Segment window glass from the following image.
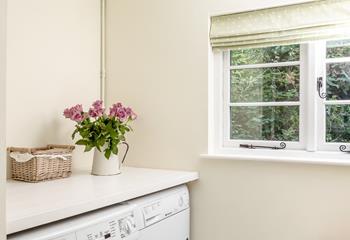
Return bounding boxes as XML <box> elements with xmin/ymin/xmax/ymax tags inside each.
<box><xmin>326</xmin><ymin>39</ymin><xmax>350</xmax><ymax>58</ymax></box>
<box><xmin>230</xmin><ymin>106</ymin><xmax>299</xmax><ymax>141</ymax></box>
<box><xmin>326</xmin><ymin>105</ymin><xmax>350</xmax><ymax>143</ymax></box>
<box><xmin>230</xmin><ymin>66</ymin><xmax>300</xmax><ymax>102</ymax></box>
<box><xmin>229</xmin><ymin>44</ymin><xmax>301</xmax><ymax>142</ymax></box>
<box><xmin>325</xmin><ymin>39</ymin><xmax>350</xmax><ymax>144</ymax></box>
<box><xmin>326</xmin><ymin>62</ymin><xmax>350</xmax><ymax>100</ymax></box>
<box><xmin>230</xmin><ymin>44</ymin><xmax>300</xmax><ymax>66</ymax></box>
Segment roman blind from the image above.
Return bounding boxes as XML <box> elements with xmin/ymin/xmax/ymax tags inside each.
<box><xmin>210</xmin><ymin>0</ymin><xmax>350</xmax><ymax>49</ymax></box>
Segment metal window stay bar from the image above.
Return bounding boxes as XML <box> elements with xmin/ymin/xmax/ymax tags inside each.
<box><xmin>339</xmin><ymin>145</ymin><xmax>350</xmax><ymax>153</ymax></box>
<box><xmin>240</xmin><ymin>142</ymin><xmax>286</xmax><ymax>150</ymax></box>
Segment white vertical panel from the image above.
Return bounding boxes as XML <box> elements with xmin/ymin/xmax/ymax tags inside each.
<box><xmin>0</xmin><ymin>0</ymin><xmax>6</xmax><ymax>238</ymax></box>
<box><xmin>6</xmin><ymin>0</ymin><xmax>101</xmax><ymax>174</ymax></box>
<box><xmin>100</xmin><ymin>0</ymin><xmax>106</xmax><ymax>101</ymax></box>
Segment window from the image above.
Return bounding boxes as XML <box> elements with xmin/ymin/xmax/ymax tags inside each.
<box><xmin>213</xmin><ymin>39</ymin><xmax>350</xmax><ymax>153</ymax></box>
<box><xmin>318</xmin><ymin>40</ymin><xmax>350</xmax><ymax>151</ymax></box>
<box><xmin>209</xmin><ymin>1</ymin><xmax>350</xmax><ymax>158</ymax></box>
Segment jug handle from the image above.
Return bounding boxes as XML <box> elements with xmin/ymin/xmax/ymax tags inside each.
<box><xmin>121</xmin><ymin>142</ymin><xmax>129</xmax><ymax>164</ymax></box>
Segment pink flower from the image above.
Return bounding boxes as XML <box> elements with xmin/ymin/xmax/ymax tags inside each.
<box><xmin>71</xmin><ymin>112</ymin><xmax>84</xmax><ymax>122</ymax></box>
<box><xmin>125</xmin><ymin>107</ymin><xmax>132</xmax><ymax>116</ymax></box>
<box><xmin>88</xmin><ymin>108</ymin><xmax>99</xmax><ymax>118</ymax></box>
<box><xmin>125</xmin><ymin>107</ymin><xmax>137</xmax><ymax>120</ymax></box>
<box><xmin>92</xmin><ymin>100</ymin><xmax>103</xmax><ymax>109</ymax></box>
<box><xmin>72</xmin><ymin>104</ymin><xmax>83</xmax><ymax>113</ymax></box>
<box><xmin>117</xmin><ymin>108</ymin><xmax>127</xmax><ymax>122</ymax></box>
<box><xmin>63</xmin><ymin>104</ymin><xmax>85</xmax><ymax>122</ymax></box>
<box><xmin>115</xmin><ymin>102</ymin><xmax>122</xmax><ymax>108</ymax></box>
<box><xmin>63</xmin><ymin>108</ymin><xmax>72</xmax><ymax>118</ymax></box>
<box><xmin>109</xmin><ymin>102</ymin><xmax>136</xmax><ymax>121</ymax></box>
<box><xmin>109</xmin><ymin>102</ymin><xmax>123</xmax><ymax>118</ymax></box>
<box><xmin>88</xmin><ymin>100</ymin><xmax>105</xmax><ymax>118</ymax></box>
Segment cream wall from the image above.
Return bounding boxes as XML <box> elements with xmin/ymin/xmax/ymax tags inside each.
<box><xmin>0</xmin><ymin>0</ymin><xmax>6</xmax><ymax>238</ymax></box>
<box><xmin>6</xmin><ymin>0</ymin><xmax>101</xmax><ymax>177</ymax></box>
<box><xmin>106</xmin><ymin>1</ymin><xmax>350</xmax><ymax>240</ymax></box>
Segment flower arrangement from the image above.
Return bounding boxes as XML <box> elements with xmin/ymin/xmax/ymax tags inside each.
<box><xmin>63</xmin><ymin>100</ymin><xmax>136</xmax><ymax>159</ymax></box>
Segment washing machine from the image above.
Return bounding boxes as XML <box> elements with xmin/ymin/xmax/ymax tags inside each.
<box><xmin>128</xmin><ymin>185</ymin><xmax>190</xmax><ymax>240</ymax></box>
<box><xmin>7</xmin><ymin>203</ymin><xmax>141</xmax><ymax>240</ymax></box>
<box><xmin>7</xmin><ymin>185</ymin><xmax>190</xmax><ymax>240</ymax></box>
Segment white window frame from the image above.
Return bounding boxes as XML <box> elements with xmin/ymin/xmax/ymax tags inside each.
<box><xmin>316</xmin><ymin>41</ymin><xmax>350</xmax><ymax>151</ymax></box>
<box><xmin>219</xmin><ymin>45</ymin><xmax>307</xmax><ymax>150</ymax></box>
<box><xmin>212</xmin><ymin>41</ymin><xmax>350</xmax><ymax>153</ymax></box>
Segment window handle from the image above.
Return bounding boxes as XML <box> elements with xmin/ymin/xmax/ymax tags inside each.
<box><xmin>317</xmin><ymin>77</ymin><xmax>326</xmax><ymax>99</ymax></box>
<box><xmin>339</xmin><ymin>145</ymin><xmax>350</xmax><ymax>153</ymax></box>
<box><xmin>240</xmin><ymin>142</ymin><xmax>286</xmax><ymax>150</ymax></box>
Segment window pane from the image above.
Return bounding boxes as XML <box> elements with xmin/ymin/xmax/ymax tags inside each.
<box><xmin>326</xmin><ymin>62</ymin><xmax>350</xmax><ymax>100</ymax></box>
<box><xmin>326</xmin><ymin>105</ymin><xmax>350</xmax><ymax>143</ymax></box>
<box><xmin>230</xmin><ymin>106</ymin><xmax>299</xmax><ymax>141</ymax></box>
<box><xmin>327</xmin><ymin>39</ymin><xmax>350</xmax><ymax>58</ymax></box>
<box><xmin>231</xmin><ymin>44</ymin><xmax>300</xmax><ymax>66</ymax></box>
<box><xmin>231</xmin><ymin>66</ymin><xmax>300</xmax><ymax>102</ymax></box>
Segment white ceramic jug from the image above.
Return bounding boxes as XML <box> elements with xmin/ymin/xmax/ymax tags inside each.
<box><xmin>91</xmin><ymin>142</ymin><xmax>129</xmax><ymax>176</ymax></box>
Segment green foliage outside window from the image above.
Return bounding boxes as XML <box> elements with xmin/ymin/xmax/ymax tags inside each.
<box><xmin>326</xmin><ymin>39</ymin><xmax>350</xmax><ymax>143</ymax></box>
<box><xmin>231</xmin><ymin>44</ymin><xmax>300</xmax><ymax>66</ymax></box>
<box><xmin>231</xmin><ymin>66</ymin><xmax>300</xmax><ymax>103</ymax></box>
<box><xmin>327</xmin><ymin>39</ymin><xmax>350</xmax><ymax>58</ymax></box>
<box><xmin>230</xmin><ymin>106</ymin><xmax>299</xmax><ymax>141</ymax></box>
<box><xmin>230</xmin><ymin>44</ymin><xmax>300</xmax><ymax>141</ymax></box>
<box><xmin>230</xmin><ymin>42</ymin><xmax>350</xmax><ymax>143</ymax></box>
<box><xmin>326</xmin><ymin>63</ymin><xmax>350</xmax><ymax>100</ymax></box>
<box><xmin>326</xmin><ymin>105</ymin><xmax>350</xmax><ymax>142</ymax></box>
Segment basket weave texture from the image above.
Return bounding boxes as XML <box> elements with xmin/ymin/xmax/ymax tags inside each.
<box><xmin>8</xmin><ymin>144</ymin><xmax>75</xmax><ymax>183</ymax></box>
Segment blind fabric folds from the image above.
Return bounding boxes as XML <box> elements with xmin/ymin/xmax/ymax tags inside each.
<box><xmin>210</xmin><ymin>0</ymin><xmax>350</xmax><ymax>49</ymax></box>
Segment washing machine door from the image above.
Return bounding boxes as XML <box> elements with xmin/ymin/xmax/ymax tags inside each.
<box><xmin>139</xmin><ymin>209</ymin><xmax>189</xmax><ymax>240</ymax></box>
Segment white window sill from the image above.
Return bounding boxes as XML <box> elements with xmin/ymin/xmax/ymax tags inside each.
<box><xmin>200</xmin><ymin>149</ymin><xmax>350</xmax><ymax>166</ymax></box>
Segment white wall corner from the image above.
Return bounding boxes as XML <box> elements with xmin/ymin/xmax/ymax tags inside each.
<box><xmin>0</xmin><ymin>0</ymin><xmax>6</xmax><ymax>238</ymax></box>
<box><xmin>207</xmin><ymin>16</ymin><xmax>214</xmax><ymax>154</ymax></box>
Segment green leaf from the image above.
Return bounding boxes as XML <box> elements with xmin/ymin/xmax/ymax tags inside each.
<box><xmin>97</xmin><ymin>137</ymin><xmax>106</xmax><ymax>148</ymax></box>
<box><xmin>104</xmin><ymin>149</ymin><xmax>112</xmax><ymax>159</ymax></box>
<box><xmin>106</xmin><ymin>121</ymin><xmax>113</xmax><ymax>130</ymax></box>
<box><xmin>72</xmin><ymin>129</ymin><xmax>79</xmax><ymax>139</ymax></box>
<box><xmin>112</xmin><ymin>144</ymin><xmax>118</xmax><ymax>155</ymax></box>
<box><xmin>79</xmin><ymin>129</ymin><xmax>90</xmax><ymax>138</ymax></box>
<box><xmin>95</xmin><ymin>143</ymin><xmax>101</xmax><ymax>152</ymax></box>
<box><xmin>84</xmin><ymin>145</ymin><xmax>93</xmax><ymax>152</ymax></box>
<box><xmin>110</xmin><ymin>130</ymin><xmax>117</xmax><ymax>138</ymax></box>
<box><xmin>76</xmin><ymin>139</ymin><xmax>89</xmax><ymax>146</ymax></box>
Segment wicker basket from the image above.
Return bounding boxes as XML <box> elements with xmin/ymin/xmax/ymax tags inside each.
<box><xmin>8</xmin><ymin>144</ymin><xmax>75</xmax><ymax>183</ymax></box>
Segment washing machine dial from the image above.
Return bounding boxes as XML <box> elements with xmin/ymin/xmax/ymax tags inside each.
<box><xmin>178</xmin><ymin>196</ymin><xmax>184</xmax><ymax>207</ymax></box>
<box><xmin>119</xmin><ymin>216</ymin><xmax>136</xmax><ymax>238</ymax></box>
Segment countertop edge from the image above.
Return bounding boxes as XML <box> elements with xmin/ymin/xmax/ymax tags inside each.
<box><xmin>7</xmin><ymin>168</ymin><xmax>199</xmax><ymax>235</ymax></box>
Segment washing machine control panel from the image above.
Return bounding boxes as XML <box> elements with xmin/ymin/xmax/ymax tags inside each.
<box><xmin>75</xmin><ymin>211</ymin><xmax>139</xmax><ymax>240</ymax></box>
<box><xmin>76</xmin><ymin>219</ymin><xmax>118</xmax><ymax>240</ymax></box>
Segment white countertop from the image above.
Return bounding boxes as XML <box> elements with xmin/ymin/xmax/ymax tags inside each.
<box><xmin>6</xmin><ymin>167</ymin><xmax>199</xmax><ymax>234</ymax></box>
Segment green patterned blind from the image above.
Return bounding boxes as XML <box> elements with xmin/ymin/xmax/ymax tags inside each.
<box><xmin>210</xmin><ymin>0</ymin><xmax>350</xmax><ymax>49</ymax></box>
